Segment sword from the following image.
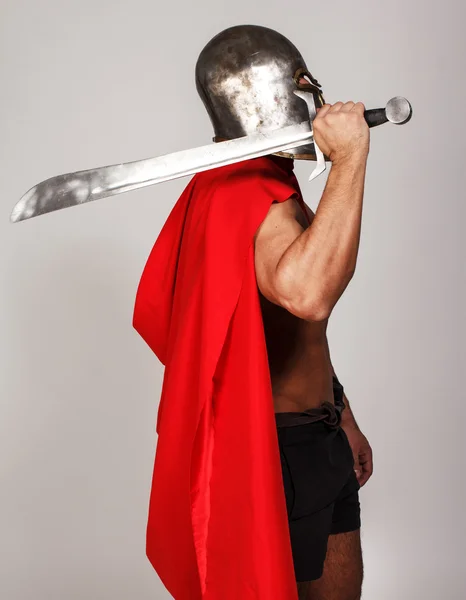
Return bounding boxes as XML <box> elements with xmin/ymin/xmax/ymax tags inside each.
<box><xmin>10</xmin><ymin>96</ymin><xmax>412</xmax><ymax>223</ymax></box>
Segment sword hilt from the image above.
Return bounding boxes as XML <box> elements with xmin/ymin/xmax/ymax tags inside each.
<box><xmin>315</xmin><ymin>96</ymin><xmax>412</xmax><ymax>166</ymax></box>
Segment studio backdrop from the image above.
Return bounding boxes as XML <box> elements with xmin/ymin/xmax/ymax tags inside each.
<box><xmin>1</xmin><ymin>0</ymin><xmax>464</xmax><ymax>598</ymax></box>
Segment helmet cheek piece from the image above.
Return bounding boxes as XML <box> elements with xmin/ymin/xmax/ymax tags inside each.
<box><xmin>273</xmin><ymin>69</ymin><xmax>326</xmax><ymax>162</ymax></box>
<box><xmin>293</xmin><ymin>67</ymin><xmax>326</xmax><ymax>109</ymax></box>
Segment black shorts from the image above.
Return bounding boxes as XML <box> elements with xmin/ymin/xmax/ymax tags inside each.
<box><xmin>276</xmin><ymin>402</ymin><xmax>361</xmax><ymax>582</ymax></box>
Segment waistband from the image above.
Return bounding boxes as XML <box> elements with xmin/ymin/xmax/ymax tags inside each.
<box><xmin>274</xmin><ymin>376</ymin><xmax>345</xmax><ymax>429</ymax></box>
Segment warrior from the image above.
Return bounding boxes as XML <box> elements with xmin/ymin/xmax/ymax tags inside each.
<box><xmin>11</xmin><ymin>22</ymin><xmax>413</xmax><ymax>600</ymax></box>
<box><xmin>133</xmin><ymin>24</ymin><xmax>373</xmax><ymax>600</ymax></box>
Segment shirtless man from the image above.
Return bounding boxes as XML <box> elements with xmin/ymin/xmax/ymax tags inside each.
<box><xmin>132</xmin><ymin>24</ymin><xmax>376</xmax><ymax>600</ymax></box>
<box><xmin>254</xmin><ymin>96</ymin><xmax>374</xmax><ymax>599</ymax></box>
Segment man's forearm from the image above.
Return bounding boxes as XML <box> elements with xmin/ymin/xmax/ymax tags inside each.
<box><xmin>275</xmin><ymin>154</ymin><xmax>367</xmax><ymax>321</ymax></box>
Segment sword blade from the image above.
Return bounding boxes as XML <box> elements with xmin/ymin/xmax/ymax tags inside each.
<box><xmin>11</xmin><ymin>121</ymin><xmax>314</xmax><ymax>223</ymax></box>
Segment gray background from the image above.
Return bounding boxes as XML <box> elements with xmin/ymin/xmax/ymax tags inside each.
<box><xmin>1</xmin><ymin>0</ymin><xmax>465</xmax><ymax>598</ymax></box>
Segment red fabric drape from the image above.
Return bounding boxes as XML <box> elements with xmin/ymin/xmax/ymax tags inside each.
<box><xmin>133</xmin><ymin>155</ymin><xmax>304</xmax><ymax>599</ymax></box>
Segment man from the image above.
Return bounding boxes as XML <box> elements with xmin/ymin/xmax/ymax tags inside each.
<box><xmin>255</xmin><ymin>98</ymin><xmax>374</xmax><ymax>599</ymax></box>
<box><xmin>133</xmin><ymin>24</ymin><xmax>373</xmax><ymax>600</ymax></box>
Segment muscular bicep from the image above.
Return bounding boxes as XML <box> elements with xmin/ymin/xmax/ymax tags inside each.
<box><xmin>253</xmin><ymin>197</ymin><xmax>305</xmax><ymax>306</ymax></box>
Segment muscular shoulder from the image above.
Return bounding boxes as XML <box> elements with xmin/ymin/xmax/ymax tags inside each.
<box><xmin>254</xmin><ymin>197</ymin><xmax>299</xmax><ymax>240</ymax></box>
<box><xmin>254</xmin><ymin>197</ymin><xmax>312</xmax><ymax>245</ymax></box>
<box><xmin>253</xmin><ymin>198</ymin><xmax>302</xmax><ymax>302</ymax></box>
<box><xmin>254</xmin><ymin>196</ymin><xmax>316</xmax><ymax>305</ymax></box>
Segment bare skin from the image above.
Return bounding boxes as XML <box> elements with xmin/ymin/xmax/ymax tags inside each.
<box><xmin>258</xmin><ymin>201</ymin><xmax>333</xmax><ymax>412</ymax></box>
<box><xmin>254</xmin><ymin>98</ymin><xmax>369</xmax><ymax>413</ymax></box>
<box><xmin>298</xmin><ymin>530</ymin><xmax>364</xmax><ymax>600</ymax></box>
<box><xmin>254</xmin><ymin>92</ymin><xmax>373</xmax><ymax>599</ymax></box>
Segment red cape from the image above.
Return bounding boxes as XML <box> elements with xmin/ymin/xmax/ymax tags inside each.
<box><xmin>133</xmin><ymin>155</ymin><xmax>305</xmax><ymax>599</ymax></box>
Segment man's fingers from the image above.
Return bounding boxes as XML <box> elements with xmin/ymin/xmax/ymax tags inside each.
<box><xmin>340</xmin><ymin>101</ymin><xmax>356</xmax><ymax>113</ymax></box>
<box><xmin>328</xmin><ymin>101</ymin><xmax>344</xmax><ymax>113</ymax></box>
<box><xmin>351</xmin><ymin>101</ymin><xmax>366</xmax><ymax>115</ymax></box>
<box><xmin>312</xmin><ymin>99</ymin><xmax>370</xmax><ymax>160</ymax></box>
<box><xmin>318</xmin><ymin>101</ymin><xmax>365</xmax><ymax>115</ymax></box>
<box><xmin>358</xmin><ymin>451</ymin><xmax>373</xmax><ymax>487</ymax></box>
<box><xmin>359</xmin><ymin>469</ymin><xmax>371</xmax><ymax>487</ymax></box>
<box><xmin>315</xmin><ymin>101</ymin><xmax>362</xmax><ymax>118</ymax></box>
<box><xmin>353</xmin><ymin>454</ymin><xmax>362</xmax><ymax>483</ymax></box>
<box><xmin>315</xmin><ymin>103</ymin><xmax>332</xmax><ymax>118</ymax></box>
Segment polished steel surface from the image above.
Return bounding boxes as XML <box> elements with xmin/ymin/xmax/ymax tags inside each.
<box><xmin>385</xmin><ymin>96</ymin><xmax>412</xmax><ymax>124</ymax></box>
<box><xmin>10</xmin><ymin>20</ymin><xmax>414</xmax><ymax>223</ymax></box>
<box><xmin>195</xmin><ymin>24</ymin><xmax>324</xmax><ymax>161</ymax></box>
<box><xmin>10</xmin><ymin>121</ymin><xmax>315</xmax><ymax>223</ymax></box>
<box><xmin>10</xmin><ymin>95</ymin><xmax>412</xmax><ymax>223</ymax></box>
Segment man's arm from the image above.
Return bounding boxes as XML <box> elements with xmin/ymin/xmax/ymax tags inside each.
<box><xmin>254</xmin><ymin>101</ymin><xmax>370</xmax><ymax>322</ymax></box>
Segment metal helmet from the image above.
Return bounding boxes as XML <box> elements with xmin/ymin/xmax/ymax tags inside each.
<box><xmin>195</xmin><ymin>24</ymin><xmax>325</xmax><ymax>161</ymax></box>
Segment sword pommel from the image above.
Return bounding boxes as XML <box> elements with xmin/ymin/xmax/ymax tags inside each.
<box><xmin>364</xmin><ymin>96</ymin><xmax>412</xmax><ymax>128</ymax></box>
